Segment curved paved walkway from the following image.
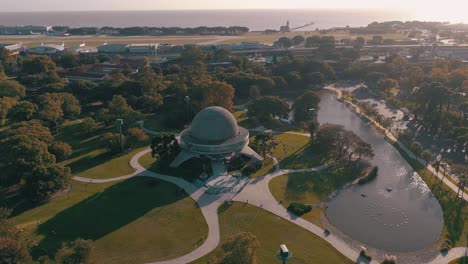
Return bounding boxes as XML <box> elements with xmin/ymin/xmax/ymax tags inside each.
<box><xmin>70</xmin><ymin>124</ymin><xmax>468</xmax><ymax>264</ymax></box>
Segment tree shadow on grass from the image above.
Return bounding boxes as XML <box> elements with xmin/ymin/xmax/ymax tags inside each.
<box><xmin>280</xmin><ymin>144</ymin><xmax>323</xmax><ymax>169</ymax></box>
<box><xmin>66</xmin><ymin>151</ymin><xmax>116</xmax><ymax>175</ymax></box>
<box><xmin>33</xmin><ymin>176</ymin><xmax>187</xmax><ymax>258</ymax></box>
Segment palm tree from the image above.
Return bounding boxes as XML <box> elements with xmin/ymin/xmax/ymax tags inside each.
<box><xmin>438</xmin><ymin>159</ymin><xmax>451</xmax><ymax>186</ymax></box>
<box><xmin>421</xmin><ymin>150</ymin><xmax>433</xmax><ymax>176</ymax></box>
<box><xmin>452</xmin><ymin>164</ymin><xmax>468</xmax><ymax>201</ymax></box>
<box><xmin>432</xmin><ymin>159</ymin><xmax>442</xmax><ymax>187</ymax></box>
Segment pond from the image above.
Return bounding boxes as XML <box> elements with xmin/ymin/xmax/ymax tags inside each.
<box><xmin>318</xmin><ymin>91</ymin><xmax>444</xmax><ymax>252</ymax></box>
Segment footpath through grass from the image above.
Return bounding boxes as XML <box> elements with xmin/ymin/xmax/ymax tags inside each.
<box><xmin>190</xmin><ymin>203</ymin><xmax>352</xmax><ymax>264</ymax></box>
<box><xmin>13</xmin><ymin>177</ymin><xmax>208</xmax><ymax>263</ymax></box>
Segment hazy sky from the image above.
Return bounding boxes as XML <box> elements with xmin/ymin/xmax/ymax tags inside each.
<box><xmin>2</xmin><ymin>0</ymin><xmax>468</xmax><ymax>22</ymax></box>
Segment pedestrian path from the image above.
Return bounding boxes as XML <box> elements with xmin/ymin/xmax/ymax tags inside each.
<box><xmin>70</xmin><ymin>123</ymin><xmax>468</xmax><ymax>264</ymax></box>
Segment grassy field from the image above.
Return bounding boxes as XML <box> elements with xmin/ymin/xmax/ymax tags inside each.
<box><xmin>191</xmin><ymin>203</ymin><xmax>352</xmax><ymax>264</ymax></box>
<box><xmin>249</xmin><ymin>132</ymin><xmax>310</xmax><ymax>178</ymax></box>
<box><xmin>74</xmin><ymin>146</ymin><xmax>148</xmax><ymax>179</ymax></box>
<box><xmin>450</xmin><ymin>257</ymin><xmax>468</xmax><ymax>264</ymax></box>
<box><xmin>2</xmin><ymin>30</ymin><xmax>408</xmax><ymax>47</ymax></box>
<box><xmin>57</xmin><ymin>120</ymin><xmax>149</xmax><ymax>179</ymax></box>
<box><xmin>393</xmin><ymin>143</ymin><xmax>468</xmax><ymax>248</ymax></box>
<box><xmin>269</xmin><ymin>165</ymin><xmax>366</xmax><ymax>228</ymax></box>
<box><xmin>13</xmin><ymin>177</ymin><xmax>208</xmax><ymax>263</ymax></box>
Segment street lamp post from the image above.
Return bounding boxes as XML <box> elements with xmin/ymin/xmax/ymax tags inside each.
<box><xmin>184</xmin><ymin>96</ymin><xmax>191</xmax><ymax>123</ymax></box>
<box><xmin>116</xmin><ymin>119</ymin><xmax>124</xmax><ymax>153</ymax></box>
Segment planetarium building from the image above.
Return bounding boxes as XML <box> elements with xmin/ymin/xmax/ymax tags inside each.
<box><xmin>170</xmin><ymin>106</ymin><xmax>263</xmax><ymax>168</ymax></box>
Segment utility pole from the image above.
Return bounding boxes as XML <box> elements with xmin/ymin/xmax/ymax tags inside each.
<box><xmin>116</xmin><ymin>119</ymin><xmax>124</xmax><ymax>153</ymax></box>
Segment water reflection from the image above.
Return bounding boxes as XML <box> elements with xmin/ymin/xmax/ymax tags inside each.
<box><xmin>318</xmin><ymin>92</ymin><xmax>443</xmax><ymax>252</ymax></box>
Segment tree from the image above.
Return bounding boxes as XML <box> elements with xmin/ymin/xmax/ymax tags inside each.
<box><xmin>0</xmin><ymin>237</ymin><xmax>31</xmax><ymax>264</ymax></box>
<box><xmin>190</xmin><ymin>80</ymin><xmax>235</xmax><ymax>111</ymax></box>
<box><xmin>55</xmin><ymin>239</ymin><xmax>93</xmax><ymax>264</ymax></box>
<box><xmin>252</xmin><ymin>132</ymin><xmax>278</xmax><ymax>157</ymax></box>
<box><xmin>58</xmin><ymin>51</ymin><xmax>80</xmax><ymax>68</ymax></box>
<box><xmin>410</xmin><ymin>142</ymin><xmax>423</xmax><ymax>157</ymax></box>
<box><xmin>405</xmin><ymin>66</ymin><xmax>425</xmax><ymax>89</ymax></box>
<box><xmin>0</xmin><ymin>97</ymin><xmax>17</xmax><ymax>124</ymax></box>
<box><xmin>59</xmin><ymin>93</ymin><xmax>81</xmax><ymax>117</ymax></box>
<box><xmin>355</xmin><ymin>142</ymin><xmax>374</xmax><ymax>160</ymax></box>
<box><xmin>8</xmin><ymin>101</ymin><xmax>37</xmax><ymax>122</ymax></box>
<box><xmin>365</xmin><ymin>72</ymin><xmax>387</xmax><ymax>89</ymax></box>
<box><xmin>275</xmin><ymin>37</ymin><xmax>294</xmax><ymax>48</ymax></box>
<box><xmin>39</xmin><ymin>93</ymin><xmax>64</xmax><ymax>134</ymax></box>
<box><xmin>79</xmin><ymin>117</ymin><xmax>99</xmax><ymax>134</ymax></box>
<box><xmin>293</xmin><ymin>91</ymin><xmax>320</xmax><ymax>123</ymax></box>
<box><xmin>180</xmin><ymin>46</ymin><xmax>207</xmax><ymax>64</ymax></box>
<box><xmin>353</xmin><ymin>37</ymin><xmax>366</xmax><ymax>48</ymax></box>
<box><xmin>126</xmin><ymin>127</ymin><xmax>149</xmax><ymax>148</ymax></box>
<box><xmin>307</xmin><ymin>119</ymin><xmax>319</xmax><ymax>141</ymax></box>
<box><xmin>1</xmin><ymin>119</ymin><xmax>54</xmax><ymax>145</ymax></box>
<box><xmin>67</xmin><ymin>80</ymin><xmax>98</xmax><ymax>103</ymax></box>
<box><xmin>248</xmin><ymin>96</ymin><xmax>289</xmax><ymax>124</ymax></box>
<box><xmin>107</xmin><ymin>95</ymin><xmax>141</xmax><ymax>126</ymax></box>
<box><xmin>0</xmin><ymin>80</ymin><xmax>26</xmax><ymax>98</ymax></box>
<box><xmin>315</xmin><ymin>124</ymin><xmax>374</xmax><ymax>161</ymax></box>
<box><xmin>100</xmin><ymin>132</ymin><xmax>125</xmax><ymax>154</ymax></box>
<box><xmin>452</xmin><ymin>164</ymin><xmax>468</xmax><ymax>200</ymax></box>
<box><xmin>21</xmin><ymin>55</ymin><xmax>56</xmax><ymax>74</ymax></box>
<box><xmin>49</xmin><ymin>141</ymin><xmax>73</xmax><ymax>162</ymax></box>
<box><xmin>431</xmin><ymin>159</ymin><xmax>444</xmax><ymax>186</ymax></box>
<box><xmin>208</xmin><ymin>232</ymin><xmax>260</xmax><ymax>264</ymax></box>
<box><xmin>421</xmin><ymin>150</ymin><xmax>433</xmax><ymax>175</ymax></box>
<box><xmin>377</xmin><ymin>78</ymin><xmax>399</xmax><ymax>92</ymax></box>
<box><xmin>150</xmin><ymin>133</ymin><xmax>180</xmax><ymax>165</ymax></box>
<box><xmin>0</xmin><ymin>135</ymin><xmax>55</xmax><ymax>186</ymax></box>
<box><xmin>292</xmin><ymin>35</ymin><xmax>305</xmax><ymax>45</ymax></box>
<box><xmin>24</xmin><ymin>164</ymin><xmax>71</xmax><ymax>202</ymax></box>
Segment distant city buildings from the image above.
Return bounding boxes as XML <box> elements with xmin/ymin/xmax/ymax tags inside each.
<box><xmin>28</xmin><ymin>43</ymin><xmax>65</xmax><ymax>54</ymax></box>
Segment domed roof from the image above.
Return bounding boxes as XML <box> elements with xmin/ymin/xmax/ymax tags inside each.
<box><xmin>190</xmin><ymin>106</ymin><xmax>239</xmax><ymax>142</ymax></box>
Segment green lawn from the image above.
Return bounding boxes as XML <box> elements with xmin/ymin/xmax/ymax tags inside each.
<box><xmin>13</xmin><ymin>177</ymin><xmax>208</xmax><ymax>263</ymax></box>
<box><xmin>450</xmin><ymin>257</ymin><xmax>468</xmax><ymax>264</ymax></box>
<box><xmin>393</xmin><ymin>143</ymin><xmax>468</xmax><ymax>248</ymax></box>
<box><xmin>57</xmin><ymin>120</ymin><xmax>149</xmax><ymax>179</ymax></box>
<box><xmin>250</xmin><ymin>132</ymin><xmax>311</xmax><ymax>178</ymax></box>
<box><xmin>190</xmin><ymin>203</ymin><xmax>352</xmax><ymax>264</ymax></box>
<box><xmin>269</xmin><ymin>166</ymin><xmax>366</xmax><ymax>228</ymax></box>
<box><xmin>74</xmin><ymin>146</ymin><xmax>148</xmax><ymax>179</ymax></box>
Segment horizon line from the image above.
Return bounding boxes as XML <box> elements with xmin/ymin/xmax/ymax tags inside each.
<box><xmin>0</xmin><ymin>7</ymin><xmax>406</xmax><ymax>13</ymax></box>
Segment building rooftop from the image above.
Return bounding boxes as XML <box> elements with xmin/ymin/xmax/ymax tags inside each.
<box><xmin>190</xmin><ymin>106</ymin><xmax>239</xmax><ymax>143</ymax></box>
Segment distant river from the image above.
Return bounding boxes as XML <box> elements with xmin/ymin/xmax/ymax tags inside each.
<box><xmin>0</xmin><ymin>9</ymin><xmax>413</xmax><ymax>30</ymax></box>
<box><xmin>318</xmin><ymin>92</ymin><xmax>443</xmax><ymax>252</ymax></box>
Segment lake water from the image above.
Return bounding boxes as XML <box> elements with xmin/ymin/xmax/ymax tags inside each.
<box><xmin>318</xmin><ymin>91</ymin><xmax>443</xmax><ymax>252</ymax></box>
<box><xmin>0</xmin><ymin>9</ymin><xmax>413</xmax><ymax>30</ymax></box>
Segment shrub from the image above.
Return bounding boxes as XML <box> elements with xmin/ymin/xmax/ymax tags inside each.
<box><xmin>55</xmin><ymin>239</ymin><xmax>93</xmax><ymax>264</ymax></box>
<box><xmin>359</xmin><ymin>246</ymin><xmax>372</xmax><ymax>261</ymax></box>
<box><xmin>287</xmin><ymin>203</ymin><xmax>312</xmax><ymax>216</ymax></box>
<box><xmin>49</xmin><ymin>141</ymin><xmax>73</xmax><ymax>161</ymax></box>
<box><xmin>100</xmin><ymin>132</ymin><xmax>125</xmax><ymax>154</ymax></box>
<box><xmin>358</xmin><ymin>166</ymin><xmax>379</xmax><ymax>185</ymax></box>
<box><xmin>126</xmin><ymin>127</ymin><xmax>149</xmax><ymax>148</ymax></box>
<box><xmin>381</xmin><ymin>255</ymin><xmax>397</xmax><ymax>264</ymax></box>
<box><xmin>79</xmin><ymin>117</ymin><xmax>99</xmax><ymax>134</ymax></box>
